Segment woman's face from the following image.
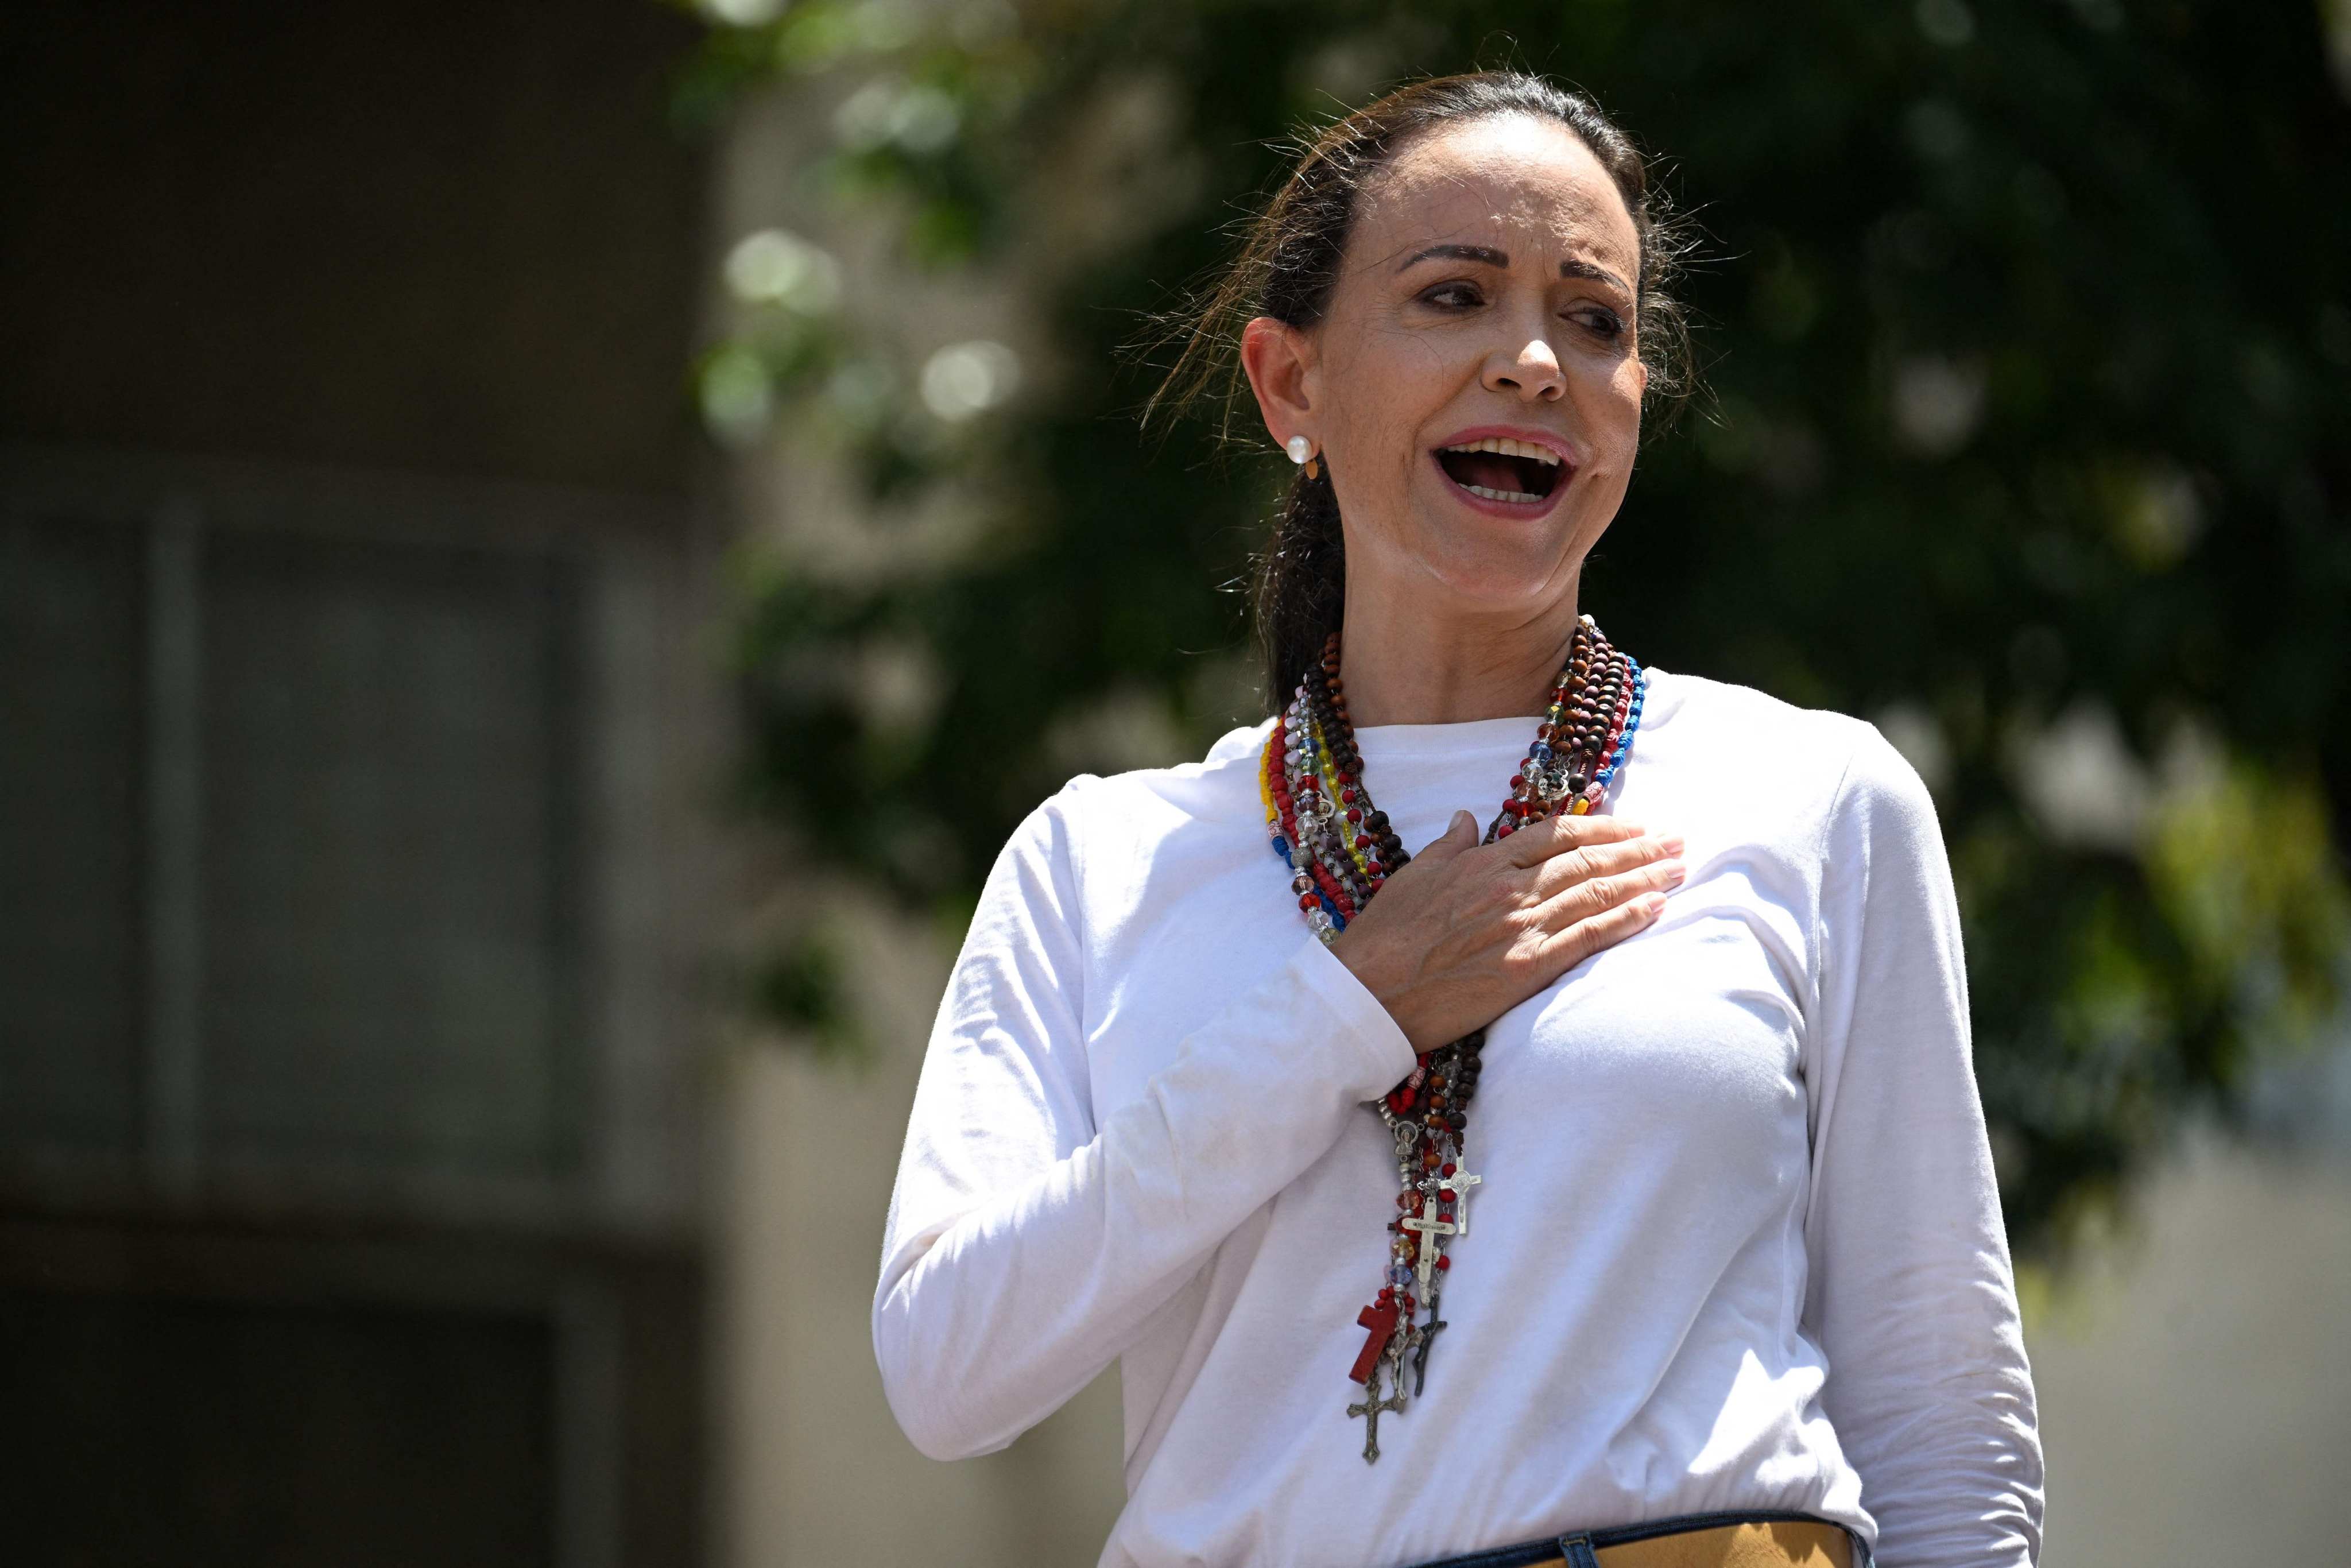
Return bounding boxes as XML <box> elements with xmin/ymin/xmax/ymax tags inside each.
<box><xmin>1282</xmin><ymin>114</ymin><xmax>1648</xmax><ymax>625</ymax></box>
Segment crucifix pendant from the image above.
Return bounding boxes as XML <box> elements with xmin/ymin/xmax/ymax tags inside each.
<box><xmin>1400</xmin><ymin>1203</ymin><xmax>1458</xmax><ymax>1298</ymax></box>
<box><xmin>1345</xmin><ymin>1352</ymin><xmax>1407</xmax><ymax>1462</ymax></box>
<box><xmin>1411</xmin><ymin>1304</ymin><xmax>1447</xmax><ymax>1396</ymax></box>
<box><xmin>1433</xmin><ymin>1162</ymin><xmax>1483</xmax><ymax>1235</ymax></box>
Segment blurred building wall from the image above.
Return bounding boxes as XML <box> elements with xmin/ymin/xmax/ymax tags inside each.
<box><xmin>2</xmin><ymin>4</ymin><xmax>725</xmax><ymax>1563</ymax></box>
<box><xmin>1</xmin><ymin>2</ymin><xmax>703</xmax><ymax>494</ymax></box>
<box><xmin>2024</xmin><ymin>1053</ymin><xmax>2351</xmax><ymax>1566</ymax></box>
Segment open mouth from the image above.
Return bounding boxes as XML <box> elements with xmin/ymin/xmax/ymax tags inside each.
<box><xmin>1434</xmin><ymin>436</ymin><xmax>1567</xmax><ymax>505</ymax></box>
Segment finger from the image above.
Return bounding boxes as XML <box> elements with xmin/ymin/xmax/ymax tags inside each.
<box><xmin>1534</xmin><ymin>889</ymin><xmax>1667</xmax><ymax>975</ymax></box>
<box><xmin>1532</xmin><ymin>853</ymin><xmax>1686</xmax><ymax>928</ymax></box>
<box><xmin>1527</xmin><ymin>831</ymin><xmax>1684</xmax><ymax>900</ymax></box>
<box><xmin>1500</xmin><ymin>809</ymin><xmax>1649</xmax><ymax>868</ymax></box>
<box><xmin>1414</xmin><ymin>808</ymin><xmax>1482</xmax><ymax>862</ymax></box>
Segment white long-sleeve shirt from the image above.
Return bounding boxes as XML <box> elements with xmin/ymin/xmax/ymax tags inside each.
<box><xmin>874</xmin><ymin>668</ymin><xmax>2044</xmax><ymax>1568</ymax></box>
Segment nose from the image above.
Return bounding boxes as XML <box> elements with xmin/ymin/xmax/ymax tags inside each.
<box><xmin>1484</xmin><ymin>335</ymin><xmax>1566</xmax><ymax>401</ymax></box>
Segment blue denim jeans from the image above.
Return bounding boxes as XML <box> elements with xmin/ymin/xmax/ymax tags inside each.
<box><xmin>1399</xmin><ymin>1509</ymin><xmax>1875</xmax><ymax>1568</ymax></box>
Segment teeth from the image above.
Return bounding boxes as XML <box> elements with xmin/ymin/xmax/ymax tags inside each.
<box><xmin>1463</xmin><ymin>483</ymin><xmax>1543</xmax><ymax>502</ymax></box>
<box><xmin>1442</xmin><ymin>436</ymin><xmax>1563</xmax><ymax>466</ymax></box>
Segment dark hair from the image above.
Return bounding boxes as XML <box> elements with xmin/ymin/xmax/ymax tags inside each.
<box><xmin>1144</xmin><ymin>70</ymin><xmax>1697</xmax><ymax>707</ymax></box>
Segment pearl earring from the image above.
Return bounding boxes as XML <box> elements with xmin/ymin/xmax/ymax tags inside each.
<box><xmin>1285</xmin><ymin>434</ymin><xmax>1322</xmax><ymax>481</ymax></box>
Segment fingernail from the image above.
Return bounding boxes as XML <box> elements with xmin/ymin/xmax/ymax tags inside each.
<box><xmin>1664</xmin><ymin>861</ymin><xmax>1687</xmax><ymax>886</ymax></box>
<box><xmin>1644</xmin><ymin>893</ymin><xmax>1668</xmax><ymax>915</ymax></box>
<box><xmin>1658</xmin><ymin>834</ymin><xmax>1685</xmax><ymax>855</ymax></box>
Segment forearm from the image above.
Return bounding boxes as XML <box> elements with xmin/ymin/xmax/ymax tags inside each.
<box><xmin>873</xmin><ymin>935</ymin><xmax>1413</xmax><ymax>1460</ymax></box>
<box><xmin>1811</xmin><ymin>1130</ymin><xmax>2039</xmax><ymax>1564</ymax></box>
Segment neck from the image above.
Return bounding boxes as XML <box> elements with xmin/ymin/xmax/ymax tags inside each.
<box><xmin>1331</xmin><ymin>571</ymin><xmax>1585</xmax><ymax>728</ymax></box>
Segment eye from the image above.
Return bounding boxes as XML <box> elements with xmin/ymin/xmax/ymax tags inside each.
<box><xmin>1571</xmin><ymin>307</ymin><xmax>1626</xmax><ymax>339</ymax></box>
<box><xmin>1420</xmin><ymin>280</ymin><xmax>1485</xmax><ymax>309</ymax></box>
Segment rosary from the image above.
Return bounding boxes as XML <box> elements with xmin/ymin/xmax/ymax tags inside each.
<box><xmin>1257</xmin><ymin>613</ymin><xmax>1647</xmax><ymax>1464</ymax></box>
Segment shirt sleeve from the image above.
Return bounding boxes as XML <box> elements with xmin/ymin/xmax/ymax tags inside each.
<box><xmin>1801</xmin><ymin>725</ymin><xmax>2047</xmax><ymax>1567</ymax></box>
<box><xmin>871</xmin><ymin>779</ymin><xmax>1417</xmax><ymax>1462</ymax></box>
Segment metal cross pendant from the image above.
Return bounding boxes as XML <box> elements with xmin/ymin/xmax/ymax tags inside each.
<box><xmin>1399</xmin><ymin>1203</ymin><xmax>1458</xmax><ymax>1297</ymax></box>
<box><xmin>1431</xmin><ymin>1162</ymin><xmax>1483</xmax><ymax>1235</ymax></box>
<box><xmin>1345</xmin><ymin>1354</ymin><xmax>1407</xmax><ymax>1463</ymax></box>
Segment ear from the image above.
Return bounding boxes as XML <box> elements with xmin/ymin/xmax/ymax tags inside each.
<box><xmin>1241</xmin><ymin>315</ymin><xmax>1319</xmax><ymax>451</ymax></box>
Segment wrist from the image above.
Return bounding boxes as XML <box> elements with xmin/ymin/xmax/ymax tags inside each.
<box><xmin>1329</xmin><ymin>931</ymin><xmax>1433</xmax><ymax>1052</ymax></box>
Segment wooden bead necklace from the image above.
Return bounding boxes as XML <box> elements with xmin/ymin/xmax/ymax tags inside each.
<box><xmin>1256</xmin><ymin>612</ymin><xmax>1648</xmax><ymax>1464</ymax></box>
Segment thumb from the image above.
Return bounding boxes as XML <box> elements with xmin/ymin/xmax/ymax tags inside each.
<box><xmin>1419</xmin><ymin>808</ymin><xmax>1481</xmax><ymax>860</ymax></box>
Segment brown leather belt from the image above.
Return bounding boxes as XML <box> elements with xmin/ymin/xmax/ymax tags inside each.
<box><xmin>1539</xmin><ymin>1519</ymin><xmax>1850</xmax><ymax>1568</ymax></box>
<box><xmin>1403</xmin><ymin>1509</ymin><xmax>1862</xmax><ymax>1568</ymax></box>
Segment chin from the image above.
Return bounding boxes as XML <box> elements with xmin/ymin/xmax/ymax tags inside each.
<box><xmin>1396</xmin><ymin>486</ymin><xmax>1584</xmax><ymax>594</ymax></box>
<box><xmin>1405</xmin><ymin>528</ymin><xmax>1582</xmax><ymax>617</ymax></box>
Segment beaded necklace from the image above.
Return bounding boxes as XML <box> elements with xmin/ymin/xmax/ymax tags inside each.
<box><xmin>1256</xmin><ymin>612</ymin><xmax>1647</xmax><ymax>1464</ymax></box>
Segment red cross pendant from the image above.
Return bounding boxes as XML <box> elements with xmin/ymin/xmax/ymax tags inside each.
<box><xmin>1348</xmin><ymin>1299</ymin><xmax>1400</xmax><ymax>1384</ymax></box>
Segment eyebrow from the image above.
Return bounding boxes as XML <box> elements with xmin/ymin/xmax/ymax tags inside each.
<box><xmin>1395</xmin><ymin>243</ymin><xmax>1631</xmax><ymax>295</ymax></box>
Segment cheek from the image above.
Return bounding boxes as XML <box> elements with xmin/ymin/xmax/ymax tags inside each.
<box><xmin>1584</xmin><ymin>362</ymin><xmax>1646</xmax><ymax>463</ymax></box>
<box><xmin>1326</xmin><ymin>326</ymin><xmax>1452</xmax><ymax>469</ymax></box>
<box><xmin>1616</xmin><ymin>353</ymin><xmax>1649</xmax><ymax>412</ymax></box>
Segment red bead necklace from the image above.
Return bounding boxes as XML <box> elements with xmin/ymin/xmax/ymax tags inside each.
<box><xmin>1257</xmin><ymin>613</ymin><xmax>1648</xmax><ymax>1463</ymax></box>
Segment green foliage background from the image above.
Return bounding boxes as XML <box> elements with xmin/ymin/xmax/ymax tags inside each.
<box><xmin>685</xmin><ymin>0</ymin><xmax>2351</xmax><ymax>1262</ymax></box>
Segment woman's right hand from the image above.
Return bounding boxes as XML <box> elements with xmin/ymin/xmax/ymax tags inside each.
<box><xmin>1329</xmin><ymin>810</ymin><xmax>1683</xmax><ymax>1052</ymax></box>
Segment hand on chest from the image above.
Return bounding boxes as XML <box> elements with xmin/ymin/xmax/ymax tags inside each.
<box><xmin>1092</xmin><ymin>860</ymin><xmax>1814</xmax><ymax>1187</ymax></box>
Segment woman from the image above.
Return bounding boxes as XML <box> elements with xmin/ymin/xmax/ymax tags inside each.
<box><xmin>873</xmin><ymin>71</ymin><xmax>2044</xmax><ymax>1568</ymax></box>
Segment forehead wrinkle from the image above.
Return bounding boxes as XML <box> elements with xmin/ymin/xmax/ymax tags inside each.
<box><xmin>1350</xmin><ymin>129</ymin><xmax>1639</xmax><ymax>282</ymax></box>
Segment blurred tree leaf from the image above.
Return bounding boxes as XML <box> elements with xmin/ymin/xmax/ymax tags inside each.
<box><xmin>746</xmin><ymin>926</ymin><xmax>867</xmax><ymax>1066</ymax></box>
